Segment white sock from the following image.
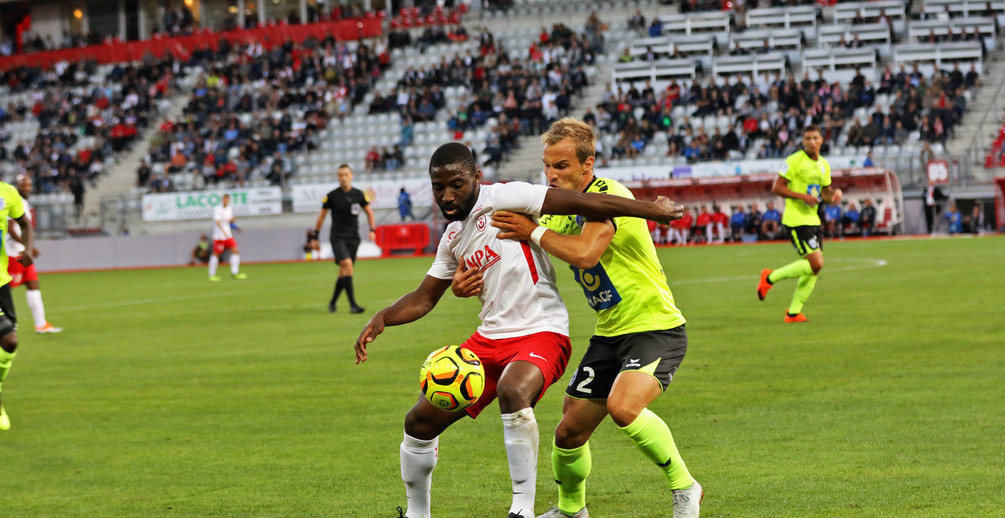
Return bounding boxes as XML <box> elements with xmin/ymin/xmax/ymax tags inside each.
<box><xmin>208</xmin><ymin>255</ymin><xmax>219</xmax><ymax>277</ymax></box>
<box><xmin>26</xmin><ymin>289</ymin><xmax>47</xmax><ymax>327</ymax></box>
<box><xmin>230</xmin><ymin>254</ymin><xmax>240</xmax><ymax>275</ymax></box>
<box><xmin>501</xmin><ymin>407</ymin><xmax>539</xmax><ymax>518</ymax></box>
<box><xmin>400</xmin><ymin>432</ymin><xmax>438</xmax><ymax>518</ymax></box>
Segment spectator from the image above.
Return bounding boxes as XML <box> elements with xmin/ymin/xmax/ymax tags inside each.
<box><xmin>385</xmin><ymin>144</ymin><xmax>405</xmax><ymax>171</ymax></box>
<box><xmin>397</xmin><ymin>187</ymin><xmax>414</xmax><ymax>222</ymax></box>
<box><xmin>744</xmin><ymin>203</ymin><xmax>763</xmax><ymax>239</ymax></box>
<box><xmin>822</xmin><ymin>201</ymin><xmax>842</xmax><ymax>238</ymax></box>
<box><xmin>964</xmin><ymin>204</ymin><xmax>986</xmax><ymax>234</ymax></box>
<box><xmin>694</xmin><ymin>205</ymin><xmax>712</xmax><ymax>244</ymax></box>
<box><xmin>729</xmin><ymin>205</ymin><xmax>747</xmax><ymax>241</ymax></box>
<box><xmin>670</xmin><ymin>207</ymin><xmax>692</xmax><ymax>246</ymax></box>
<box><xmin>364</xmin><ymin>146</ymin><xmax>382</xmax><ymax>171</ymax></box>
<box><xmin>628</xmin><ymin>9</ymin><xmax>646</xmax><ymax>33</ymax></box>
<box><xmin>841</xmin><ymin>202</ymin><xmax>860</xmax><ymax>235</ymax></box>
<box><xmin>710</xmin><ymin>206</ymin><xmax>729</xmax><ymax>244</ymax></box>
<box><xmin>761</xmin><ymin>201</ymin><xmax>782</xmax><ymax>240</ymax></box>
<box><xmin>945</xmin><ymin>203</ymin><xmax>963</xmax><ymax>234</ymax></box>
<box><xmin>924</xmin><ymin>179</ymin><xmax>947</xmax><ymax>234</ymax></box>
<box><xmin>859</xmin><ymin>198</ymin><xmax>877</xmax><ymax>237</ymax></box>
<box><xmin>648</xmin><ymin>18</ymin><xmax>663</xmax><ymax>37</ymax></box>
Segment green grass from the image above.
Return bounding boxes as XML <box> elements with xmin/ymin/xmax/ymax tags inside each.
<box><xmin>3</xmin><ymin>235</ymin><xmax>1003</xmax><ymax>517</ymax></box>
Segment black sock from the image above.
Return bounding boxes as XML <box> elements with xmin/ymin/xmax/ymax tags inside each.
<box><xmin>343</xmin><ymin>276</ymin><xmax>358</xmax><ymax>306</ymax></box>
<box><xmin>331</xmin><ymin>277</ymin><xmax>344</xmax><ymax>304</ymax></box>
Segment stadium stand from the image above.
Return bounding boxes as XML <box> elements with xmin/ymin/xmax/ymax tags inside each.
<box><xmin>1</xmin><ymin>0</ymin><xmax>1002</xmax><ymax>239</ymax></box>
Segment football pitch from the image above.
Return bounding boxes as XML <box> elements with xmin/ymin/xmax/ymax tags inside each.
<box><xmin>3</xmin><ymin>235</ymin><xmax>1003</xmax><ymax>517</ymax></box>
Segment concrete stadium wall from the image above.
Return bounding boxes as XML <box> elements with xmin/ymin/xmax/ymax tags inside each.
<box><xmin>34</xmin><ymin>226</ymin><xmax>311</xmax><ymax>273</ymax></box>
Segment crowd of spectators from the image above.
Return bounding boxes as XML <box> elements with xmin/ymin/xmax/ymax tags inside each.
<box><xmin>599</xmin><ymin>56</ymin><xmax>978</xmax><ymax>165</ymax></box>
<box><xmin>0</xmin><ymin>56</ymin><xmax>176</xmax><ymax>217</ymax></box>
<box><xmin>648</xmin><ymin>196</ymin><xmax>883</xmax><ymax>247</ymax></box>
<box><xmin>141</xmin><ymin>34</ymin><xmax>389</xmax><ymax>192</ymax></box>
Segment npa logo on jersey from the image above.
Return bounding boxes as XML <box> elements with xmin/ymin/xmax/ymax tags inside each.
<box><xmin>463</xmin><ymin>244</ymin><xmax>501</xmax><ymax>273</ymax></box>
<box><xmin>573</xmin><ymin>263</ymin><xmax>621</xmax><ymax>311</ymax></box>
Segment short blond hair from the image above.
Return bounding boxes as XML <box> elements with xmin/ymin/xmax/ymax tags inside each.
<box><xmin>541</xmin><ymin>117</ymin><xmax>596</xmax><ymax>165</ymax></box>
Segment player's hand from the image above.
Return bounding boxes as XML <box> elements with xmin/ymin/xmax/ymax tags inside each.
<box><xmin>654</xmin><ymin>196</ymin><xmax>684</xmax><ymax>224</ymax></box>
<box><xmin>491</xmin><ymin>211</ymin><xmax>536</xmax><ymax>240</ymax></box>
<box><xmin>451</xmin><ymin>261</ymin><xmax>483</xmax><ymax>298</ymax></box>
<box><xmin>355</xmin><ymin>315</ymin><xmax>386</xmax><ymax>364</ymax></box>
<box><xmin>368</xmin><ymin>230</ymin><xmax>376</xmax><ymax>242</ymax></box>
<box><xmin>16</xmin><ymin>251</ymin><xmax>33</xmax><ymax>267</ymax></box>
<box><xmin>31</xmin><ymin>246</ymin><xmax>40</xmax><ymax>259</ymax></box>
<box><xmin>830</xmin><ymin>188</ymin><xmax>843</xmax><ymax>205</ymax></box>
<box><xmin>803</xmin><ymin>194</ymin><xmax>821</xmax><ymax>207</ymax></box>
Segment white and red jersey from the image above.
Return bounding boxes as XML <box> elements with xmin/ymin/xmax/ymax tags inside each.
<box><xmin>6</xmin><ymin>196</ymin><xmax>30</xmax><ymax>257</ymax></box>
<box><xmin>212</xmin><ymin>204</ymin><xmax>234</xmax><ymax>240</ymax></box>
<box><xmin>427</xmin><ymin>182</ymin><xmax>569</xmax><ymax>340</ymax></box>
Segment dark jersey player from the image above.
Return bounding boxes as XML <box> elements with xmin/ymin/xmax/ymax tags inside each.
<box><xmin>314</xmin><ymin>164</ymin><xmax>376</xmax><ymax>314</ymax></box>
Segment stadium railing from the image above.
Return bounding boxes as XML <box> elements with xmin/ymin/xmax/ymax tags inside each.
<box><xmin>745</xmin><ymin>5</ymin><xmax>818</xmax><ymax>39</ymax></box>
<box><xmin>817</xmin><ymin>23</ymin><xmax>893</xmax><ymax>57</ymax></box>
<box><xmin>892</xmin><ymin>41</ymin><xmax>984</xmax><ymax>73</ymax></box>
<box><xmin>0</xmin><ymin>17</ymin><xmax>384</xmax><ymax>72</ymax></box>
<box><xmin>906</xmin><ymin>17</ymin><xmax>997</xmax><ymax>51</ymax></box>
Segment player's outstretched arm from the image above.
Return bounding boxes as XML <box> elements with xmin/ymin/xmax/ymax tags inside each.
<box><xmin>492</xmin><ymin>211</ymin><xmax>614</xmax><ymax>270</ymax></box>
<box><xmin>540</xmin><ymin>188</ymin><xmax>683</xmax><ymax>225</ymax></box>
<box><xmin>355</xmin><ymin>275</ymin><xmax>452</xmax><ymax>363</ymax></box>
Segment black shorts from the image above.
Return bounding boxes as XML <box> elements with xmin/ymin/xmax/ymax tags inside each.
<box><xmin>331</xmin><ymin>235</ymin><xmax>361</xmax><ymax>263</ymax></box>
<box><xmin>783</xmin><ymin>225</ymin><xmax>824</xmax><ymax>257</ymax></box>
<box><xmin>566</xmin><ymin>325</ymin><xmax>687</xmax><ymax>399</ymax></box>
<box><xmin>0</xmin><ymin>284</ymin><xmax>17</xmax><ymax>336</ymax></box>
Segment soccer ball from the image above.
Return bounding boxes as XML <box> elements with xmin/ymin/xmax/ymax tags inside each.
<box><xmin>419</xmin><ymin>345</ymin><xmax>485</xmax><ymax>412</ymax></box>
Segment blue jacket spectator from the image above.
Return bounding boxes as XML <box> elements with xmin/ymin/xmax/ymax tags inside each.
<box><xmin>822</xmin><ymin>202</ymin><xmax>842</xmax><ymax>237</ymax></box>
<box><xmin>730</xmin><ymin>206</ymin><xmax>747</xmax><ymax>240</ymax></box>
<box><xmin>648</xmin><ymin>18</ymin><xmax>663</xmax><ymax>37</ymax></box>
<box><xmin>761</xmin><ymin>201</ymin><xmax>782</xmax><ymax>239</ymax></box>
<box><xmin>842</xmin><ymin>203</ymin><xmax>860</xmax><ymax>235</ymax></box>
<box><xmin>945</xmin><ymin>204</ymin><xmax>963</xmax><ymax>234</ymax></box>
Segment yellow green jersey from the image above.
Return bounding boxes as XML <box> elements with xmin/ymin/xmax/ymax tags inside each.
<box><xmin>779</xmin><ymin>150</ymin><xmax>831</xmax><ymax>227</ymax></box>
<box><xmin>0</xmin><ymin>183</ymin><xmax>25</xmax><ymax>286</ymax></box>
<box><xmin>539</xmin><ymin>177</ymin><xmax>685</xmax><ymax>337</ymax></box>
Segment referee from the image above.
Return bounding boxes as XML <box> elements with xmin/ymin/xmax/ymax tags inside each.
<box><xmin>314</xmin><ymin>164</ymin><xmax>376</xmax><ymax>313</ymax></box>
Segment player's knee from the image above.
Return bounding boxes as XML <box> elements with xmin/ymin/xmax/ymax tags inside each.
<box><xmin>403</xmin><ymin>406</ymin><xmax>440</xmax><ymax>441</ymax></box>
<box><xmin>0</xmin><ymin>329</ymin><xmax>18</xmax><ymax>354</ymax></box>
<box><xmin>495</xmin><ymin>382</ymin><xmax>535</xmax><ymax>412</ymax></box>
<box><xmin>554</xmin><ymin>420</ymin><xmax>591</xmax><ymax>449</ymax></box>
<box><xmin>605</xmin><ymin>400</ymin><xmax>644</xmax><ymax>428</ymax></box>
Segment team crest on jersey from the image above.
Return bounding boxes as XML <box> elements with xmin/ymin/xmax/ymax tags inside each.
<box><xmin>351</xmin><ymin>203</ymin><xmax>361</xmax><ymax>215</ymax></box>
<box><xmin>573</xmin><ymin>263</ymin><xmax>621</xmax><ymax>311</ymax></box>
<box><xmin>476</xmin><ymin>214</ymin><xmax>487</xmax><ymax>232</ymax></box>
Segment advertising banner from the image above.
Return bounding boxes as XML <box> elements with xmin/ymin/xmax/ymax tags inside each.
<box><xmin>141</xmin><ymin>188</ymin><xmax>282</xmax><ymax>221</ymax></box>
<box><xmin>291</xmin><ymin>177</ymin><xmax>433</xmax><ymax>213</ymax></box>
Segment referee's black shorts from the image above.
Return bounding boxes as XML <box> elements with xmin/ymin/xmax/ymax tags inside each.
<box><xmin>331</xmin><ymin>235</ymin><xmax>361</xmax><ymax>263</ymax></box>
